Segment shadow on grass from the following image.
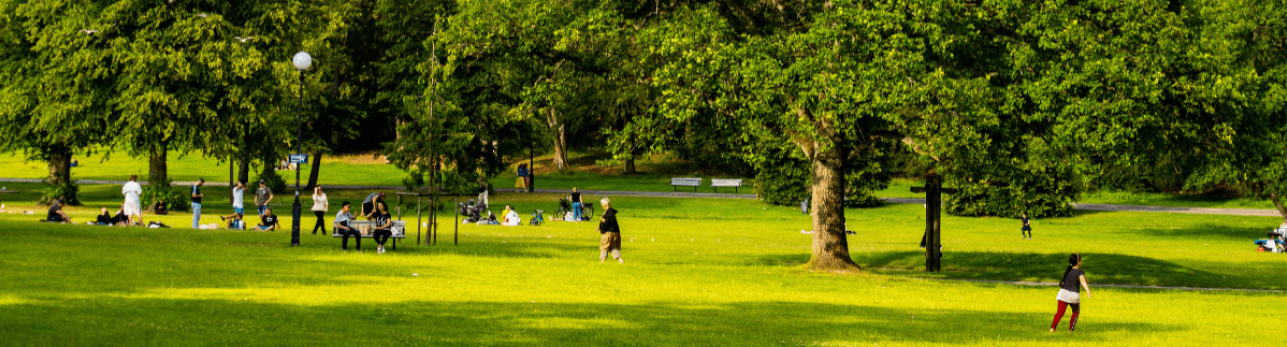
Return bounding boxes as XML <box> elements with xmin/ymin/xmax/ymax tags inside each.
<box><xmin>846</xmin><ymin>251</ymin><xmax>1281</xmax><ymax>290</ymax></box>
<box><xmin>0</xmin><ymin>298</ymin><xmax>1176</xmax><ymax>346</ymax></box>
<box><xmin>1131</xmin><ymin>224</ymin><xmax>1271</xmax><ymax>240</ymax></box>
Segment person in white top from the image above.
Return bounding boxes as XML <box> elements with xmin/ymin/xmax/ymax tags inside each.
<box><xmin>231</xmin><ymin>181</ymin><xmax>245</xmax><ymax>215</ymax></box>
<box><xmin>121</xmin><ymin>175</ymin><xmax>143</xmax><ymax>226</ymax></box>
<box><xmin>502</xmin><ymin>204</ymin><xmax>520</xmax><ymax>226</ymax></box>
<box><xmin>310</xmin><ymin>186</ymin><xmax>329</xmax><ymax>235</ymax></box>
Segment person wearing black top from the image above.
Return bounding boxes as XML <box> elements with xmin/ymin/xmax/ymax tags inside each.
<box><xmin>596</xmin><ymin>198</ymin><xmax>623</xmax><ymax>264</ymax></box>
<box><xmin>46</xmin><ymin>200</ymin><xmax>70</xmax><ymax>223</ymax></box>
<box><xmin>1021</xmin><ymin>212</ymin><xmax>1032</xmax><ymax>239</ymax></box>
<box><xmin>96</xmin><ymin>207</ymin><xmax>115</xmax><ymax>225</ymax></box>
<box><xmin>258</xmin><ymin>208</ymin><xmax>280</xmax><ymax>231</ymax></box>
<box><xmin>570</xmin><ymin>187</ymin><xmax>583</xmax><ymax>222</ymax></box>
<box><xmin>1051</xmin><ymin>253</ymin><xmax>1092</xmax><ymax>332</ymax></box>
<box><xmin>191</xmin><ymin>178</ymin><xmax>205</xmax><ymax>229</ymax></box>
<box><xmin>372</xmin><ymin>202</ymin><xmax>394</xmax><ymax>254</ymax></box>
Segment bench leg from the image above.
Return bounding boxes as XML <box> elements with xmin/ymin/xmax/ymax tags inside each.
<box><xmin>392</xmin><ymin>238</ymin><xmax>397</xmax><ymax>251</ymax></box>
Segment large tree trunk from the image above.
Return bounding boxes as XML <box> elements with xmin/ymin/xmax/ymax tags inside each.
<box><xmin>306</xmin><ymin>151</ymin><xmax>323</xmax><ymax>190</ymax></box>
<box><xmin>552</xmin><ymin>124</ymin><xmax>569</xmax><ymax>172</ymax></box>
<box><xmin>46</xmin><ymin>145</ymin><xmax>75</xmax><ymax>205</ymax></box>
<box><xmin>148</xmin><ymin>143</ymin><xmax>168</xmax><ymax>184</ymax></box>
<box><xmin>806</xmin><ymin>138</ymin><xmax>860</xmax><ymax>271</ymax></box>
<box><xmin>237</xmin><ymin>155</ymin><xmax>251</xmax><ymax>184</ymax></box>
<box><xmin>623</xmin><ymin>155</ymin><xmax>636</xmax><ymax>175</ymax></box>
<box><xmin>1271</xmin><ymin>191</ymin><xmax>1287</xmax><ymax>219</ymax></box>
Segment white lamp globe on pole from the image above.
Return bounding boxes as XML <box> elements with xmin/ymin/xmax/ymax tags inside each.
<box><xmin>292</xmin><ymin>51</ymin><xmax>312</xmax><ymax>71</ymax></box>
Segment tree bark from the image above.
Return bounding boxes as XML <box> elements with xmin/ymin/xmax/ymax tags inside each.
<box><xmin>805</xmin><ymin>135</ymin><xmax>860</xmax><ymax>271</ymax></box>
<box><xmin>148</xmin><ymin>143</ymin><xmax>168</xmax><ymax>184</ymax></box>
<box><xmin>1271</xmin><ymin>191</ymin><xmax>1287</xmax><ymax>219</ymax></box>
<box><xmin>46</xmin><ymin>145</ymin><xmax>75</xmax><ymax>205</ymax></box>
<box><xmin>623</xmin><ymin>155</ymin><xmax>636</xmax><ymax>175</ymax></box>
<box><xmin>553</xmin><ymin>123</ymin><xmax>568</xmax><ymax>172</ymax></box>
<box><xmin>306</xmin><ymin>151</ymin><xmax>323</xmax><ymax>190</ymax></box>
<box><xmin>237</xmin><ymin>155</ymin><xmax>251</xmax><ymax>184</ymax></box>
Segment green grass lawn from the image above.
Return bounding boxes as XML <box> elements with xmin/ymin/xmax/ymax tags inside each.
<box><xmin>0</xmin><ymin>186</ymin><xmax>1282</xmax><ymax>346</ymax></box>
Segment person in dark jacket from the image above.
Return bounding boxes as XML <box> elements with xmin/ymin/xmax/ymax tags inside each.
<box><xmin>596</xmin><ymin>198</ymin><xmax>623</xmax><ymax>264</ymax></box>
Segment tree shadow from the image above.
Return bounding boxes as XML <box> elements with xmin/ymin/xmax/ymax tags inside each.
<box><xmin>0</xmin><ymin>298</ymin><xmax>1178</xmax><ymax>346</ymax></box>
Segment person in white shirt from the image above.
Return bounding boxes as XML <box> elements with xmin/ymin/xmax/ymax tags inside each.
<box><xmin>121</xmin><ymin>175</ymin><xmax>143</xmax><ymax>226</ymax></box>
<box><xmin>231</xmin><ymin>181</ymin><xmax>245</xmax><ymax>215</ymax></box>
<box><xmin>502</xmin><ymin>204</ymin><xmax>520</xmax><ymax>226</ymax></box>
<box><xmin>310</xmin><ymin>186</ymin><xmax>329</xmax><ymax>235</ymax></box>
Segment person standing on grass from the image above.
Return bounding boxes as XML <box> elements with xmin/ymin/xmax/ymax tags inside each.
<box><xmin>122</xmin><ymin>175</ymin><xmax>143</xmax><ymax>226</ymax></box>
<box><xmin>372</xmin><ymin>202</ymin><xmax>394</xmax><ymax>254</ymax></box>
<box><xmin>597</xmin><ymin>198</ymin><xmax>623</xmax><ymax>264</ymax></box>
<box><xmin>311</xmin><ymin>186</ymin><xmax>329</xmax><ymax>235</ymax></box>
<box><xmin>570</xmin><ymin>187</ymin><xmax>583</xmax><ymax>222</ymax></box>
<box><xmin>1051</xmin><ymin>253</ymin><xmax>1092</xmax><ymax>332</ymax></box>
<box><xmin>1021</xmin><ymin>212</ymin><xmax>1032</xmax><ymax>239</ymax></box>
<box><xmin>335</xmin><ymin>202</ymin><xmax>361</xmax><ymax>251</ymax></box>
<box><xmin>191</xmin><ymin>178</ymin><xmax>205</xmax><ymax>229</ymax></box>
<box><xmin>255</xmin><ymin>180</ymin><xmax>273</xmax><ymax>216</ymax></box>
<box><xmin>231</xmin><ymin>181</ymin><xmax>246</xmax><ymax>216</ymax></box>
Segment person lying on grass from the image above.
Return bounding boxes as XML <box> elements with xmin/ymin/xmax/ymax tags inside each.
<box><xmin>257</xmin><ymin>208</ymin><xmax>280</xmax><ymax>231</ymax></box>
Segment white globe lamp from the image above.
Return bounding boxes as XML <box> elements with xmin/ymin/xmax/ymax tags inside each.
<box><xmin>292</xmin><ymin>51</ymin><xmax>312</xmax><ymax>71</ymax></box>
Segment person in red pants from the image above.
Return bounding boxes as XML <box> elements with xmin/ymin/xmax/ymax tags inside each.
<box><xmin>1051</xmin><ymin>253</ymin><xmax>1092</xmax><ymax>332</ymax></box>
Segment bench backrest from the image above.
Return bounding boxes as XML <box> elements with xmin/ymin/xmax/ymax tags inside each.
<box><xmin>710</xmin><ymin>179</ymin><xmax>743</xmax><ymax>187</ymax></box>
<box><xmin>671</xmin><ymin>177</ymin><xmax>702</xmax><ymax>186</ymax></box>
<box><xmin>336</xmin><ymin>220</ymin><xmax>407</xmax><ymax>236</ymax></box>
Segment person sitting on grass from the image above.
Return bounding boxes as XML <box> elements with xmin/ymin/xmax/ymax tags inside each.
<box><xmin>335</xmin><ymin>201</ymin><xmax>361</xmax><ymax>251</ymax></box>
<box><xmin>372</xmin><ymin>202</ymin><xmax>393</xmax><ymax>254</ymax></box>
<box><xmin>225</xmin><ymin>213</ymin><xmax>246</xmax><ymax>230</ymax></box>
<box><xmin>502</xmin><ymin>204</ymin><xmax>520</xmax><ymax>226</ymax></box>
<box><xmin>257</xmin><ymin>208</ymin><xmax>280</xmax><ymax>231</ymax></box>
<box><xmin>46</xmin><ymin>199</ymin><xmax>71</xmax><ymax>223</ymax></box>
<box><xmin>96</xmin><ymin>207</ymin><xmax>115</xmax><ymax>226</ymax></box>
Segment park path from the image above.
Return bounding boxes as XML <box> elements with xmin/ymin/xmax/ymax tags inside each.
<box><xmin>1</xmin><ymin>178</ymin><xmax>1280</xmax><ymax>217</ymax></box>
<box><xmin>915</xmin><ymin>278</ymin><xmax>1283</xmax><ymax>293</ymax></box>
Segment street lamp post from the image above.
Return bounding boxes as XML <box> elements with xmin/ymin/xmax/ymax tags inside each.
<box><xmin>290</xmin><ymin>51</ymin><xmax>312</xmax><ymax>247</ymax></box>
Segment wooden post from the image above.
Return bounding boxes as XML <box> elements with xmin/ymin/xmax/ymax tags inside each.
<box><xmin>911</xmin><ymin>175</ymin><xmax>957</xmax><ymax>272</ymax></box>
<box><xmin>417</xmin><ymin>196</ymin><xmax>423</xmax><ymax>246</ymax></box>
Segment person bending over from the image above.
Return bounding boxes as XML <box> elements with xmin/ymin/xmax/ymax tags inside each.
<box><xmin>335</xmin><ymin>202</ymin><xmax>361</xmax><ymax>251</ymax></box>
<box><xmin>371</xmin><ymin>202</ymin><xmax>394</xmax><ymax>254</ymax></box>
<box><xmin>46</xmin><ymin>199</ymin><xmax>71</xmax><ymax>223</ymax></box>
<box><xmin>257</xmin><ymin>208</ymin><xmax>281</xmax><ymax>231</ymax></box>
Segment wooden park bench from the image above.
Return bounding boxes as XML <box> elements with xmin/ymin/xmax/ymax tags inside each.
<box><xmin>710</xmin><ymin>179</ymin><xmax>744</xmax><ymax>193</ymax></box>
<box><xmin>670</xmin><ymin>177</ymin><xmax>702</xmax><ymax>192</ymax></box>
<box><xmin>332</xmin><ymin>220</ymin><xmax>407</xmax><ymax>250</ymax></box>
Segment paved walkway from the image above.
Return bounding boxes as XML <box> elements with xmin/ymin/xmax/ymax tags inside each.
<box><xmin>915</xmin><ymin>277</ymin><xmax>1283</xmax><ymax>293</ymax></box>
<box><xmin>2</xmin><ymin>178</ymin><xmax>1280</xmax><ymax>217</ymax></box>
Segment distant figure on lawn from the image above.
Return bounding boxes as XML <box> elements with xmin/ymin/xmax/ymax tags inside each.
<box><xmin>1021</xmin><ymin>212</ymin><xmax>1032</xmax><ymax>239</ymax></box>
<box><xmin>570</xmin><ymin>187</ymin><xmax>583</xmax><ymax>222</ymax></box>
<box><xmin>191</xmin><ymin>178</ymin><xmax>205</xmax><ymax>229</ymax></box>
<box><xmin>96</xmin><ymin>206</ymin><xmax>126</xmax><ymax>226</ymax></box>
<box><xmin>597</xmin><ymin>198</ymin><xmax>623</xmax><ymax>264</ymax></box>
<box><xmin>372</xmin><ymin>202</ymin><xmax>394</xmax><ymax>254</ymax></box>
<box><xmin>255</xmin><ymin>180</ymin><xmax>274</xmax><ymax>216</ymax></box>
<box><xmin>516</xmin><ymin>164</ymin><xmax>530</xmax><ymax>190</ymax></box>
<box><xmin>335</xmin><ymin>201</ymin><xmax>361</xmax><ymax>251</ymax></box>
<box><xmin>311</xmin><ymin>186</ymin><xmax>329</xmax><ymax>235</ymax></box>
<box><xmin>362</xmin><ymin>192</ymin><xmax>385</xmax><ymax>220</ymax></box>
<box><xmin>121</xmin><ymin>175</ymin><xmax>143</xmax><ymax>226</ymax></box>
<box><xmin>258</xmin><ymin>207</ymin><xmax>280</xmax><ymax>231</ymax></box>
<box><xmin>231</xmin><ymin>181</ymin><xmax>246</xmax><ymax>216</ymax></box>
<box><xmin>46</xmin><ymin>199</ymin><xmax>70</xmax><ymax>223</ymax></box>
<box><xmin>1051</xmin><ymin>253</ymin><xmax>1092</xmax><ymax>332</ymax></box>
<box><xmin>502</xmin><ymin>204</ymin><xmax>520</xmax><ymax>226</ymax></box>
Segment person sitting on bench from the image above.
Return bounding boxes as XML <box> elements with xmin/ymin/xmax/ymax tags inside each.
<box><xmin>335</xmin><ymin>201</ymin><xmax>361</xmax><ymax>251</ymax></box>
<box><xmin>46</xmin><ymin>199</ymin><xmax>71</xmax><ymax>223</ymax></box>
<box><xmin>372</xmin><ymin>202</ymin><xmax>393</xmax><ymax>253</ymax></box>
<box><xmin>225</xmin><ymin>213</ymin><xmax>246</xmax><ymax>230</ymax></box>
<box><xmin>257</xmin><ymin>208</ymin><xmax>280</xmax><ymax>231</ymax></box>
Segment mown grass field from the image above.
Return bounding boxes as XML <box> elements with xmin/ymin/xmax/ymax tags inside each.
<box><xmin>0</xmin><ymin>186</ymin><xmax>1281</xmax><ymax>346</ymax></box>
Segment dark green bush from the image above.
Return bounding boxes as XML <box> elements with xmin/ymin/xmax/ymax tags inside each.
<box><xmin>39</xmin><ymin>179</ymin><xmax>80</xmax><ymax>206</ymax></box>
<box><xmin>141</xmin><ymin>179</ymin><xmax>190</xmax><ymax>212</ymax></box>
<box><xmin>253</xmin><ymin>170</ymin><xmax>288</xmax><ymax>194</ymax></box>
<box><xmin>753</xmin><ymin>142</ymin><xmax>892</xmax><ymax>208</ymax></box>
<box><xmin>945</xmin><ymin>168</ymin><xmax>1081</xmax><ymax>218</ymax></box>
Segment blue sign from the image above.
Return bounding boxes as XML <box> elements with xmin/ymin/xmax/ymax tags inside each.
<box><xmin>289</xmin><ymin>154</ymin><xmax>309</xmax><ymax>164</ymax></box>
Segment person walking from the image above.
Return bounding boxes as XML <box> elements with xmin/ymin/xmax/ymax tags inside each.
<box><xmin>311</xmin><ymin>186</ymin><xmax>329</xmax><ymax>235</ymax></box>
<box><xmin>190</xmin><ymin>178</ymin><xmax>205</xmax><ymax>229</ymax></box>
<box><xmin>231</xmin><ymin>181</ymin><xmax>246</xmax><ymax>216</ymax></box>
<box><xmin>1051</xmin><ymin>253</ymin><xmax>1092</xmax><ymax>332</ymax></box>
<box><xmin>121</xmin><ymin>175</ymin><xmax>143</xmax><ymax>226</ymax></box>
<box><xmin>570</xmin><ymin>187</ymin><xmax>583</xmax><ymax>222</ymax></box>
<box><xmin>335</xmin><ymin>202</ymin><xmax>361</xmax><ymax>251</ymax></box>
<box><xmin>597</xmin><ymin>198</ymin><xmax>623</xmax><ymax>264</ymax></box>
<box><xmin>254</xmin><ymin>180</ymin><xmax>273</xmax><ymax>216</ymax></box>
<box><xmin>1021</xmin><ymin>212</ymin><xmax>1032</xmax><ymax>239</ymax></box>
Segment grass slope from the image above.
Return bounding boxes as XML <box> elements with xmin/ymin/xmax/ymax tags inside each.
<box><xmin>0</xmin><ymin>191</ymin><xmax>1282</xmax><ymax>346</ymax></box>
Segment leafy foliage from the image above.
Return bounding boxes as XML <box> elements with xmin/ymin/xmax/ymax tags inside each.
<box><xmin>140</xmin><ymin>179</ymin><xmax>189</xmax><ymax>213</ymax></box>
<box><xmin>252</xmin><ymin>170</ymin><xmax>288</xmax><ymax>194</ymax></box>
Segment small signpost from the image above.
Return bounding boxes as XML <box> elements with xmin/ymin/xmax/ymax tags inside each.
<box><xmin>911</xmin><ymin>174</ymin><xmax>957</xmax><ymax>272</ymax></box>
<box><xmin>289</xmin><ymin>154</ymin><xmax>309</xmax><ymax>164</ymax></box>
